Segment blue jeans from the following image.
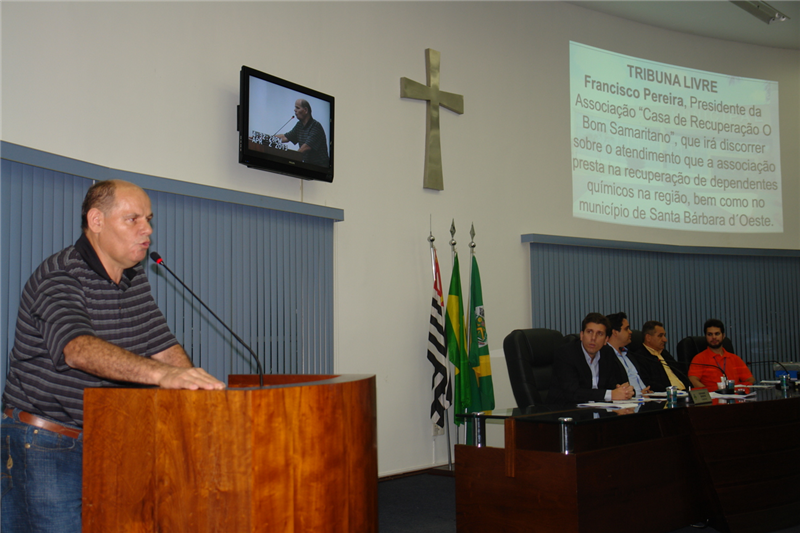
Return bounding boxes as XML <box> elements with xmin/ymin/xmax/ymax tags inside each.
<box><xmin>1</xmin><ymin>408</ymin><xmax>83</xmax><ymax>533</ymax></box>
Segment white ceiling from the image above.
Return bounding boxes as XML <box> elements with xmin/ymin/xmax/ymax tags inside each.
<box><xmin>569</xmin><ymin>1</ymin><xmax>800</xmax><ymax>50</ymax></box>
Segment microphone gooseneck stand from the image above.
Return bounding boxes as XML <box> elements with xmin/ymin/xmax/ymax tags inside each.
<box><xmin>150</xmin><ymin>251</ymin><xmax>265</xmax><ymax>387</ymax></box>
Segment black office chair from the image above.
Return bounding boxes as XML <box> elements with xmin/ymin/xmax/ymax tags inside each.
<box><xmin>564</xmin><ymin>331</ymin><xmax>643</xmax><ymax>353</ymax></box>
<box><xmin>562</xmin><ymin>333</ymin><xmax>580</xmax><ymax>345</ymax></box>
<box><xmin>676</xmin><ymin>335</ymin><xmax>735</xmax><ymax>366</ymax></box>
<box><xmin>503</xmin><ymin>328</ymin><xmax>565</xmax><ymax>408</ymax></box>
<box><xmin>628</xmin><ymin>329</ymin><xmax>645</xmax><ymax>355</ymax></box>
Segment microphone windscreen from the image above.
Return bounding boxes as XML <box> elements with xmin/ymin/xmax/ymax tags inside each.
<box><xmin>149</xmin><ymin>251</ymin><xmax>162</xmax><ymax>263</ymax></box>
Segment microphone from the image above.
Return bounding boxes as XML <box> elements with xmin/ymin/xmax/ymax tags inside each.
<box><xmin>272</xmin><ymin>116</ymin><xmax>295</xmax><ymax>137</ymax></box>
<box><xmin>150</xmin><ymin>251</ymin><xmax>265</xmax><ymax>387</ymax></box>
<box><xmin>745</xmin><ymin>360</ymin><xmax>796</xmax><ymax>389</ymax></box>
<box><xmin>745</xmin><ymin>359</ymin><xmax>792</xmax><ymax>377</ymax></box>
<box><xmin>666</xmin><ymin>360</ymin><xmax>696</xmax><ymax>386</ymax></box>
<box><xmin>686</xmin><ymin>361</ymin><xmax>728</xmax><ymax>382</ymax></box>
<box><xmin>630</xmin><ymin>350</ymin><xmax>693</xmax><ymax>389</ymax></box>
<box><xmin>685</xmin><ymin>361</ymin><xmax>733</xmax><ymax>392</ymax></box>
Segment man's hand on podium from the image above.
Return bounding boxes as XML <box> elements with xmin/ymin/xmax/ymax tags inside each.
<box><xmin>158</xmin><ymin>366</ymin><xmax>226</xmax><ymax>390</ymax></box>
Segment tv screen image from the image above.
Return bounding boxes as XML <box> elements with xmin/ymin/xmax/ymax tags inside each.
<box><xmin>238</xmin><ymin>66</ymin><xmax>334</xmax><ymax>183</ymax></box>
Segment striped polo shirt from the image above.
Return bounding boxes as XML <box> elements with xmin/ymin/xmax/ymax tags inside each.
<box><xmin>285</xmin><ymin>117</ymin><xmax>329</xmax><ymax>167</ymax></box>
<box><xmin>2</xmin><ymin>233</ymin><xmax>178</xmax><ymax>428</ymax></box>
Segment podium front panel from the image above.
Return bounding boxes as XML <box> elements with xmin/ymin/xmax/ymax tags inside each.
<box><xmin>83</xmin><ymin>374</ymin><xmax>377</xmax><ymax>533</ymax></box>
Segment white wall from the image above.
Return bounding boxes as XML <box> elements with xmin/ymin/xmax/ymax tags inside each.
<box><xmin>2</xmin><ymin>1</ymin><xmax>798</xmax><ymax>476</ymax></box>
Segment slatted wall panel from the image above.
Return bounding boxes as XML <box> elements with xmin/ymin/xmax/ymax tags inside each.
<box><xmin>1</xmin><ymin>161</ymin><xmax>90</xmax><ymax>382</ymax></box>
<box><xmin>146</xmin><ymin>191</ymin><xmax>334</xmax><ymax>378</ymax></box>
<box><xmin>527</xmin><ymin>237</ymin><xmax>800</xmax><ymax>381</ymax></box>
<box><xmin>1</xmin><ymin>151</ymin><xmax>337</xmax><ymax>396</ymax></box>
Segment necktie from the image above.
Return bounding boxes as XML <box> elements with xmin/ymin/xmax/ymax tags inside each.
<box><xmin>655</xmin><ymin>353</ymin><xmax>685</xmax><ymax>390</ymax></box>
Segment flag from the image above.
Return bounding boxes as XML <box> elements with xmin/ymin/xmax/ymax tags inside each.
<box><xmin>445</xmin><ymin>253</ymin><xmax>470</xmax><ymax>424</ymax></box>
<box><xmin>467</xmin><ymin>254</ymin><xmax>495</xmax><ymax>415</ymax></box>
<box><xmin>426</xmin><ymin>246</ymin><xmax>450</xmax><ymax>428</ymax></box>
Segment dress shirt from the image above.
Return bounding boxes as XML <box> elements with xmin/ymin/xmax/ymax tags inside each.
<box><xmin>582</xmin><ymin>345</ymin><xmax>613</xmax><ymax>402</ymax></box>
<box><xmin>612</xmin><ymin>345</ymin><xmax>647</xmax><ymax>396</ymax></box>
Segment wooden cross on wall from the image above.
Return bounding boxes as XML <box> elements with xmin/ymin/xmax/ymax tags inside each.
<box><xmin>400</xmin><ymin>49</ymin><xmax>464</xmax><ymax>191</ymax></box>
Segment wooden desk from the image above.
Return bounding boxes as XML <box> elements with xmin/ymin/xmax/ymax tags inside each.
<box><xmin>688</xmin><ymin>392</ymin><xmax>800</xmax><ymax>533</ymax></box>
<box><xmin>455</xmin><ymin>390</ymin><xmax>800</xmax><ymax>533</ymax></box>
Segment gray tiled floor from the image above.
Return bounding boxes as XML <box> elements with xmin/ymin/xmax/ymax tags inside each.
<box><xmin>378</xmin><ymin>473</ymin><xmax>800</xmax><ymax>533</ymax></box>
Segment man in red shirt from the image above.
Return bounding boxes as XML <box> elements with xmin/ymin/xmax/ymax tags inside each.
<box><xmin>688</xmin><ymin>319</ymin><xmax>755</xmax><ymax>391</ymax></box>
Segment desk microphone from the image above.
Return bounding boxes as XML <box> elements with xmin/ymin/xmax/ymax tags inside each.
<box><xmin>744</xmin><ymin>359</ymin><xmax>792</xmax><ymax>377</ymax></box>
<box><xmin>685</xmin><ymin>362</ymin><xmax>735</xmax><ymax>393</ymax></box>
<box><xmin>668</xmin><ymin>361</ymin><xmax>695</xmax><ymax>386</ymax></box>
<box><xmin>631</xmin><ymin>350</ymin><xmax>693</xmax><ymax>388</ymax></box>
<box><xmin>745</xmin><ymin>360</ymin><xmax>796</xmax><ymax>389</ymax></box>
<box><xmin>150</xmin><ymin>251</ymin><xmax>265</xmax><ymax>387</ymax></box>
<box><xmin>686</xmin><ymin>361</ymin><xmax>728</xmax><ymax>382</ymax></box>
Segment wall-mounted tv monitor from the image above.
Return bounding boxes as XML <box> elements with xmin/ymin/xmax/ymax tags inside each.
<box><xmin>238</xmin><ymin>65</ymin><xmax>334</xmax><ymax>183</ymax></box>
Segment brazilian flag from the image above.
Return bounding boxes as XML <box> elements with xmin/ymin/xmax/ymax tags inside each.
<box><xmin>445</xmin><ymin>253</ymin><xmax>470</xmax><ymax>425</ymax></box>
<box><xmin>468</xmin><ymin>254</ymin><xmax>494</xmax><ymax>415</ymax></box>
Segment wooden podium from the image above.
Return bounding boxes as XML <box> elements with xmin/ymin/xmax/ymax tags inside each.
<box><xmin>82</xmin><ymin>374</ymin><xmax>377</xmax><ymax>533</ymax></box>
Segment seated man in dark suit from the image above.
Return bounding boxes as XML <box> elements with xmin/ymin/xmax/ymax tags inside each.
<box><xmin>602</xmin><ymin>312</ymin><xmax>651</xmax><ymax>397</ymax></box>
<box><xmin>547</xmin><ymin>312</ymin><xmax>634</xmax><ymax>404</ymax></box>
<box><xmin>630</xmin><ymin>320</ymin><xmax>692</xmax><ymax>392</ymax></box>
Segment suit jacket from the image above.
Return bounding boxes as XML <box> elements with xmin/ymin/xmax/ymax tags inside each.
<box><xmin>546</xmin><ymin>340</ymin><xmax>629</xmax><ymax>405</ymax></box>
<box><xmin>630</xmin><ymin>347</ymin><xmax>692</xmax><ymax>392</ymax></box>
<box><xmin>601</xmin><ymin>344</ymin><xmax>647</xmax><ymax>390</ymax></box>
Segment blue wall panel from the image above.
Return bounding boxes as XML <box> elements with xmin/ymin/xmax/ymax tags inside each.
<box><xmin>1</xmin><ymin>152</ymin><xmax>336</xmax><ymax>396</ymax></box>
<box><xmin>528</xmin><ymin>238</ymin><xmax>800</xmax><ymax>381</ymax></box>
<box><xmin>1</xmin><ymin>161</ymin><xmax>91</xmax><ymax>385</ymax></box>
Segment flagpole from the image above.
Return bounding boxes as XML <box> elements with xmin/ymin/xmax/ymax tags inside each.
<box><xmin>448</xmin><ymin>220</ymin><xmax>461</xmax><ymax>449</ymax></box>
<box><xmin>428</xmin><ymin>229</ymin><xmax>453</xmax><ymax>471</ymax></box>
<box><xmin>465</xmin><ymin>225</ymin><xmax>496</xmax><ymax>446</ymax></box>
<box><xmin>467</xmin><ymin>223</ymin><xmax>476</xmax><ymax>361</ymax></box>
<box><xmin>466</xmin><ymin>223</ymin><xmax>476</xmax><ymax>446</ymax></box>
<box><xmin>468</xmin><ymin>223</ymin><xmax>476</xmax><ymax>343</ymax></box>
